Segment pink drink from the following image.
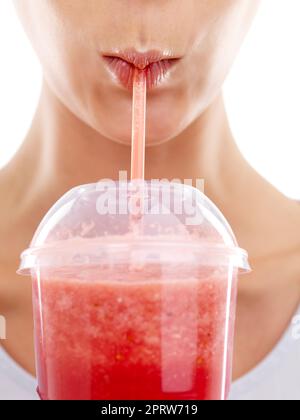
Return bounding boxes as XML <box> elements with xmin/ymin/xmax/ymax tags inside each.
<box><xmin>19</xmin><ymin>182</ymin><xmax>249</xmax><ymax>400</ymax></box>
<box><xmin>18</xmin><ymin>64</ymin><xmax>248</xmax><ymax>401</ymax></box>
<box><xmin>33</xmin><ymin>264</ymin><xmax>237</xmax><ymax>401</ymax></box>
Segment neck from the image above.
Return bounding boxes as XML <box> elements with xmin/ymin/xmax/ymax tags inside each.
<box><xmin>2</xmin><ymin>81</ymin><xmax>300</xmax><ymax>261</ymax></box>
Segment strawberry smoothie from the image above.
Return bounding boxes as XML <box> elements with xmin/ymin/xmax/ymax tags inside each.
<box><xmin>33</xmin><ymin>264</ymin><xmax>236</xmax><ymax>400</ymax></box>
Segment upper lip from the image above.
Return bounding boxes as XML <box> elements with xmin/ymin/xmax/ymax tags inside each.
<box><xmin>103</xmin><ymin>49</ymin><xmax>180</xmax><ymax>69</ymax></box>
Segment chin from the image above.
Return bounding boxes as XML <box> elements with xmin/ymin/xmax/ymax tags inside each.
<box><xmin>146</xmin><ymin>118</ymin><xmax>186</xmax><ymax>147</ymax></box>
<box><xmin>97</xmin><ymin>117</ymin><xmax>184</xmax><ymax>147</ymax></box>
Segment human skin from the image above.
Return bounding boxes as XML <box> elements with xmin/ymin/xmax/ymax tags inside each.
<box><xmin>0</xmin><ymin>0</ymin><xmax>300</xmax><ymax>383</ymax></box>
<box><xmin>13</xmin><ymin>0</ymin><xmax>260</xmax><ymax>145</ymax></box>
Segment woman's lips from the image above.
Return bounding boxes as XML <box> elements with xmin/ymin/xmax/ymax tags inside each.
<box><xmin>102</xmin><ymin>50</ymin><xmax>180</xmax><ymax>90</ymax></box>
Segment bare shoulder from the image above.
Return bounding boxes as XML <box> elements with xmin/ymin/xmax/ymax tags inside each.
<box><xmin>233</xmin><ymin>193</ymin><xmax>300</xmax><ymax>379</ymax></box>
<box><xmin>234</xmin><ymin>219</ymin><xmax>300</xmax><ymax>380</ymax></box>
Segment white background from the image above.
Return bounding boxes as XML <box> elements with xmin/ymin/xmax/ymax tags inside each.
<box><xmin>0</xmin><ymin>0</ymin><xmax>299</xmax><ymax>199</ymax></box>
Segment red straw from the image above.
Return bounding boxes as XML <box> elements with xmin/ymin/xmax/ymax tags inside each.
<box><xmin>131</xmin><ymin>69</ymin><xmax>147</xmax><ymax>181</ymax></box>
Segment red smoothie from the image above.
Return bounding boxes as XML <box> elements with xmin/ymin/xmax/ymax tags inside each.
<box><xmin>33</xmin><ymin>264</ymin><xmax>236</xmax><ymax>400</ymax></box>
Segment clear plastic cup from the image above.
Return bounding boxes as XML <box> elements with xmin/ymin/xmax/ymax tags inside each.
<box><xmin>18</xmin><ymin>181</ymin><xmax>250</xmax><ymax>401</ymax></box>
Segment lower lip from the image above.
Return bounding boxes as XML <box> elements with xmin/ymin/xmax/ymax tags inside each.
<box><xmin>103</xmin><ymin>56</ymin><xmax>178</xmax><ymax>90</ymax></box>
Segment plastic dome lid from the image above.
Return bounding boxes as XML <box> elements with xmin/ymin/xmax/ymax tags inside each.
<box><xmin>18</xmin><ymin>181</ymin><xmax>250</xmax><ymax>274</ymax></box>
